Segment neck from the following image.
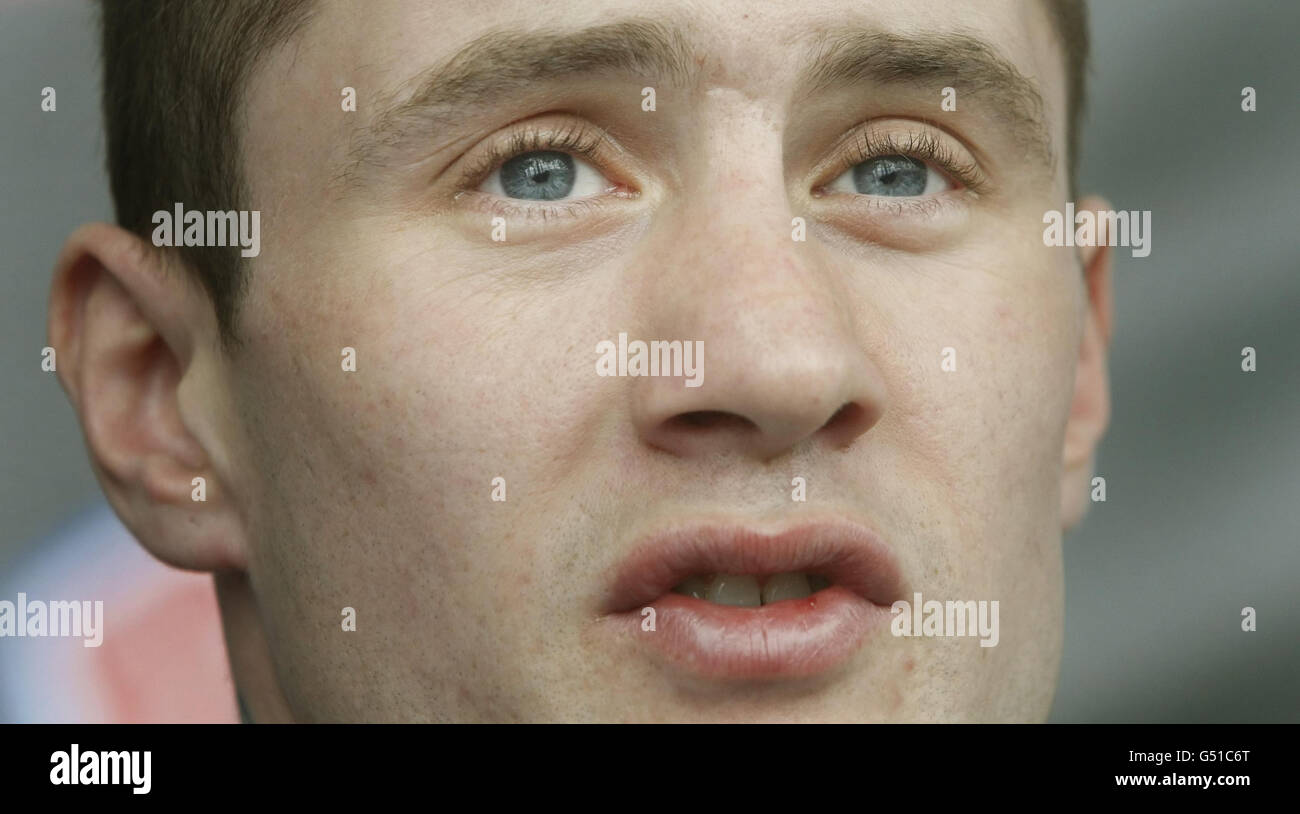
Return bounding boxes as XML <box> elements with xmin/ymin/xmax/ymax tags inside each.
<box><xmin>214</xmin><ymin>570</ymin><xmax>295</xmax><ymax>723</ymax></box>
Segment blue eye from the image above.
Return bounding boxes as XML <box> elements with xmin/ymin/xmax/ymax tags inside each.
<box><xmin>499</xmin><ymin>151</ymin><xmax>574</xmax><ymax>200</ymax></box>
<box><xmin>483</xmin><ymin>150</ymin><xmax>609</xmax><ymax>201</ymax></box>
<box><xmin>830</xmin><ymin>154</ymin><xmax>949</xmax><ymax>197</ymax></box>
<box><xmin>854</xmin><ymin>155</ymin><xmax>925</xmax><ymax>195</ymax></box>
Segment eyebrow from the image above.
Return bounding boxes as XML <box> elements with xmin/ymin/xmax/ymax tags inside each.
<box><xmin>802</xmin><ymin>29</ymin><xmax>1056</xmax><ymax>172</ymax></box>
<box><xmin>339</xmin><ymin>19</ymin><xmax>695</xmax><ymax>188</ymax></box>
<box><xmin>340</xmin><ymin>20</ymin><xmax>1055</xmax><ymax>189</ymax></box>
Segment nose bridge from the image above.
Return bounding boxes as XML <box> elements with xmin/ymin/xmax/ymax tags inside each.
<box><xmin>670</xmin><ymin>86</ymin><xmax>792</xmax><ymax>274</ymax></box>
<box><xmin>647</xmin><ymin>104</ymin><xmax>820</xmax><ymax>333</ymax></box>
<box><xmin>643</xmin><ymin>135</ymin><xmax>854</xmax><ymax>388</ymax></box>
<box><xmin>627</xmin><ymin>123</ymin><xmax>887</xmax><ymax>462</ymax></box>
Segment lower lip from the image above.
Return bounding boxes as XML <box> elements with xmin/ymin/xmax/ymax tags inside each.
<box><xmin>604</xmin><ymin>586</ymin><xmax>892</xmax><ymax>680</ymax></box>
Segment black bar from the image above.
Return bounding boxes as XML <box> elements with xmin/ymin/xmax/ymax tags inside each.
<box><xmin>3</xmin><ymin>724</ymin><xmax>1287</xmax><ymax>801</ymax></box>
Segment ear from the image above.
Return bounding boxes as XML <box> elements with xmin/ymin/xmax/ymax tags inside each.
<box><xmin>1060</xmin><ymin>196</ymin><xmax>1115</xmax><ymax>531</ymax></box>
<box><xmin>48</xmin><ymin>222</ymin><xmax>248</xmax><ymax>571</ymax></box>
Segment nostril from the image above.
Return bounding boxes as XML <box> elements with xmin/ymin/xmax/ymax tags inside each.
<box><xmin>670</xmin><ymin>410</ymin><xmax>756</xmax><ymax>432</ymax></box>
<box><xmin>822</xmin><ymin>402</ymin><xmax>875</xmax><ymax>443</ymax></box>
<box><xmin>827</xmin><ymin>402</ymin><xmax>861</xmax><ymax>426</ymax></box>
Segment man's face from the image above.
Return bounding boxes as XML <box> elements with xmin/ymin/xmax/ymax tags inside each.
<box><xmin>218</xmin><ymin>0</ymin><xmax>1085</xmax><ymax>721</ymax></box>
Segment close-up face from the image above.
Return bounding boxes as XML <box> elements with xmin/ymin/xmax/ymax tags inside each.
<box><xmin>195</xmin><ymin>0</ymin><xmax>1103</xmax><ymax>722</ymax></box>
<box><xmin>42</xmin><ymin>0</ymin><xmax>1113</xmax><ymax>724</ymax></box>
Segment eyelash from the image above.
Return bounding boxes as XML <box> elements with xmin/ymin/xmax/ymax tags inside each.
<box><xmin>455</xmin><ymin>121</ymin><xmax>987</xmax><ymax>215</ymax></box>
<box><xmin>833</xmin><ymin>128</ymin><xmax>987</xmax><ymax>195</ymax></box>
<box><xmin>456</xmin><ymin>121</ymin><xmax>617</xmax><ymax>217</ymax></box>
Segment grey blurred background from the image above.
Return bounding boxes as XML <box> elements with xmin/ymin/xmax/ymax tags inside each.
<box><xmin>1</xmin><ymin>1</ymin><xmax>1296</xmax><ymax>721</ymax></box>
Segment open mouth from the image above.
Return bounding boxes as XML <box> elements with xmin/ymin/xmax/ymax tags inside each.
<box><xmin>600</xmin><ymin>522</ymin><xmax>904</xmax><ymax>680</ymax></box>
<box><xmin>671</xmin><ymin>572</ymin><xmax>834</xmax><ymax>605</ymax></box>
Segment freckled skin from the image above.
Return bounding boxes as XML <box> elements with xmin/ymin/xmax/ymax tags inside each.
<box><xmin>171</xmin><ymin>0</ymin><xmax>1102</xmax><ymax>721</ymax></box>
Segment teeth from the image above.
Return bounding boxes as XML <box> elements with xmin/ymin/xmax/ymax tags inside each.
<box><xmin>707</xmin><ymin>574</ymin><xmax>762</xmax><ymax>607</ymax></box>
<box><xmin>761</xmin><ymin>572</ymin><xmax>812</xmax><ymax>604</ymax></box>
<box><xmin>671</xmin><ymin>572</ymin><xmax>830</xmax><ymax>606</ymax></box>
<box><xmin>672</xmin><ymin>575</ymin><xmax>712</xmax><ymax>600</ymax></box>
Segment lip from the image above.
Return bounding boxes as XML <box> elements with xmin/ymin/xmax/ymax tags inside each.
<box><xmin>599</xmin><ymin>522</ymin><xmax>904</xmax><ymax>680</ymax></box>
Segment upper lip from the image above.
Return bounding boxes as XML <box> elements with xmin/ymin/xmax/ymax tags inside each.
<box><xmin>602</xmin><ymin>521</ymin><xmax>905</xmax><ymax>613</ymax></box>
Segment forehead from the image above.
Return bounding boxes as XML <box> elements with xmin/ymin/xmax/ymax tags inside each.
<box><xmin>317</xmin><ymin>0</ymin><xmax>1063</xmax><ymax>77</ymax></box>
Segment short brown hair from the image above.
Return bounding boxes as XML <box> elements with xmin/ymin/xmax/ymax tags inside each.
<box><xmin>99</xmin><ymin>0</ymin><xmax>316</xmax><ymax>347</ymax></box>
<box><xmin>98</xmin><ymin>0</ymin><xmax>1088</xmax><ymax>347</ymax></box>
<box><xmin>1046</xmin><ymin>0</ymin><xmax>1090</xmax><ymax>195</ymax></box>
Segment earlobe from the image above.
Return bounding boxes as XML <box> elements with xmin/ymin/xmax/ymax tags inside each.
<box><xmin>48</xmin><ymin>223</ymin><xmax>249</xmax><ymax>571</ymax></box>
<box><xmin>1059</xmin><ymin>196</ymin><xmax>1115</xmax><ymax>531</ymax></box>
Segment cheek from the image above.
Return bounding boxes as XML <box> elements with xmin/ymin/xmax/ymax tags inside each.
<box><xmin>234</xmin><ymin>242</ymin><xmax>620</xmax><ymax>603</ymax></box>
<box><xmin>227</xmin><ymin>253</ymin><xmax>610</xmax><ymax>714</ymax></box>
<box><xmin>863</xmin><ymin>244</ymin><xmax>1079</xmax><ymax>561</ymax></box>
<box><xmin>889</xmin><ymin>279</ymin><xmax>1073</xmax><ymax>444</ymax></box>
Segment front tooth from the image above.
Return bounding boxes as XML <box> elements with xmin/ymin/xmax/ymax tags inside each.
<box><xmin>761</xmin><ymin>572</ymin><xmax>812</xmax><ymax>604</ymax></box>
<box><xmin>673</xmin><ymin>575</ymin><xmax>712</xmax><ymax>599</ymax></box>
<box><xmin>707</xmin><ymin>574</ymin><xmax>762</xmax><ymax>607</ymax></box>
<box><xmin>807</xmin><ymin>575</ymin><xmax>832</xmax><ymax>593</ymax></box>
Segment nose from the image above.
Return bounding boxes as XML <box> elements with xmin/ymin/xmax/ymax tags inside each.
<box><xmin>630</xmin><ymin>186</ymin><xmax>888</xmax><ymax>463</ymax></box>
<box><xmin>634</xmin><ymin>350</ymin><xmax>884</xmax><ymax>461</ymax></box>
